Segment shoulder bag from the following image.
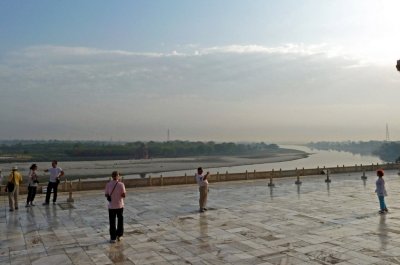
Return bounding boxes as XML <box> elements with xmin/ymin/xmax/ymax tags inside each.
<box><xmin>106</xmin><ymin>181</ymin><xmax>119</xmax><ymax>202</ymax></box>
<box><xmin>6</xmin><ymin>172</ymin><xmax>15</xmax><ymax>193</ymax></box>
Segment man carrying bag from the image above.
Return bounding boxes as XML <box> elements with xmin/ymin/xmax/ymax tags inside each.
<box><xmin>7</xmin><ymin>166</ymin><xmax>22</xmax><ymax>212</ymax></box>
<box><xmin>105</xmin><ymin>171</ymin><xmax>126</xmax><ymax>243</ymax></box>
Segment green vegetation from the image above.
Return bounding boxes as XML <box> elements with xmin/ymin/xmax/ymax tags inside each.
<box><xmin>373</xmin><ymin>142</ymin><xmax>400</xmax><ymax>162</ymax></box>
<box><xmin>307</xmin><ymin>141</ymin><xmax>383</xmax><ymax>156</ymax></box>
<box><xmin>0</xmin><ymin>140</ymin><xmax>280</xmax><ymax>162</ymax></box>
<box><xmin>307</xmin><ymin>140</ymin><xmax>400</xmax><ymax>162</ymax></box>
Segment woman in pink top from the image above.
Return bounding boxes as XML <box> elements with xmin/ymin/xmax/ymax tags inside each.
<box><xmin>105</xmin><ymin>171</ymin><xmax>126</xmax><ymax>243</ymax></box>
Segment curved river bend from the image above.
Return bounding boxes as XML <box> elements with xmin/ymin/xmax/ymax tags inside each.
<box><xmin>128</xmin><ymin>145</ymin><xmax>383</xmax><ymax>178</ymax></box>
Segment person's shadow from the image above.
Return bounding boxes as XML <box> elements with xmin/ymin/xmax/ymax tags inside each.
<box><xmin>297</xmin><ymin>184</ymin><xmax>301</xmax><ymax>200</ymax></box>
<box><xmin>326</xmin><ymin>183</ymin><xmax>330</xmax><ymax>197</ymax></box>
<box><xmin>378</xmin><ymin>214</ymin><xmax>389</xmax><ymax>250</ymax></box>
<box><xmin>44</xmin><ymin>204</ymin><xmax>59</xmax><ymax>228</ymax></box>
<box><xmin>199</xmin><ymin>214</ymin><xmax>210</xmax><ymax>250</ymax></box>
<box><xmin>108</xmin><ymin>245</ymin><xmax>127</xmax><ymax>263</ymax></box>
<box><xmin>269</xmin><ymin>186</ymin><xmax>274</xmax><ymax>200</ymax></box>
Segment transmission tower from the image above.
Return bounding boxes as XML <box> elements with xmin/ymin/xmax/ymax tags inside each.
<box><xmin>386</xmin><ymin>123</ymin><xmax>390</xmax><ymax>142</ymax></box>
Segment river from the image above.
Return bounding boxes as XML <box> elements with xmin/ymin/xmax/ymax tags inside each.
<box><xmin>0</xmin><ymin>145</ymin><xmax>383</xmax><ymax>180</ymax></box>
<box><xmin>125</xmin><ymin>145</ymin><xmax>383</xmax><ymax>178</ymax></box>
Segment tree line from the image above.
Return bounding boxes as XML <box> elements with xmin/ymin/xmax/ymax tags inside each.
<box><xmin>0</xmin><ymin>140</ymin><xmax>280</xmax><ymax>161</ymax></box>
<box><xmin>307</xmin><ymin>140</ymin><xmax>400</xmax><ymax>162</ymax></box>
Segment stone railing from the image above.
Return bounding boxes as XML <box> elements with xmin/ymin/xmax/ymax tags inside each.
<box><xmin>1</xmin><ymin>162</ymin><xmax>399</xmax><ymax>194</ymax></box>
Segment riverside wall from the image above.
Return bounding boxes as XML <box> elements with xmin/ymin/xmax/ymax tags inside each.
<box><xmin>2</xmin><ymin>162</ymin><xmax>400</xmax><ymax>195</ymax></box>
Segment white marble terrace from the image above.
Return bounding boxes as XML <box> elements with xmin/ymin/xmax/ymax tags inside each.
<box><xmin>1</xmin><ymin>171</ymin><xmax>400</xmax><ymax>265</ymax></box>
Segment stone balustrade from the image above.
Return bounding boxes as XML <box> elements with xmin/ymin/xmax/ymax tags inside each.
<box><xmin>2</xmin><ymin>162</ymin><xmax>399</xmax><ymax>194</ymax></box>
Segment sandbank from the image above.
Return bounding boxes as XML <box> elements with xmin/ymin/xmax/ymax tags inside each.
<box><xmin>0</xmin><ymin>149</ymin><xmax>308</xmax><ymax>179</ymax></box>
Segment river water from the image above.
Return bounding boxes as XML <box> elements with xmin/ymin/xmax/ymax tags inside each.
<box><xmin>1</xmin><ymin>145</ymin><xmax>382</xmax><ymax>180</ymax></box>
<box><xmin>126</xmin><ymin>145</ymin><xmax>384</xmax><ymax>178</ymax></box>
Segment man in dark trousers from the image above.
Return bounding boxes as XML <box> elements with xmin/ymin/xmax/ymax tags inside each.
<box><xmin>105</xmin><ymin>171</ymin><xmax>126</xmax><ymax>243</ymax></box>
<box><xmin>43</xmin><ymin>160</ymin><xmax>64</xmax><ymax>205</ymax></box>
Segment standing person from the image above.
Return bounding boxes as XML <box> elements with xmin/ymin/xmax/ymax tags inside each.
<box><xmin>105</xmin><ymin>171</ymin><xmax>126</xmax><ymax>243</ymax></box>
<box><xmin>43</xmin><ymin>160</ymin><xmax>64</xmax><ymax>205</ymax></box>
<box><xmin>7</xmin><ymin>166</ymin><xmax>23</xmax><ymax>212</ymax></box>
<box><xmin>375</xmin><ymin>169</ymin><xmax>388</xmax><ymax>214</ymax></box>
<box><xmin>0</xmin><ymin>169</ymin><xmax>3</xmax><ymax>191</ymax></box>
<box><xmin>195</xmin><ymin>167</ymin><xmax>210</xmax><ymax>213</ymax></box>
<box><xmin>26</xmin><ymin>164</ymin><xmax>39</xmax><ymax>207</ymax></box>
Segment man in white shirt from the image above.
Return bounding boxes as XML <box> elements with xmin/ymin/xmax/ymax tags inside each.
<box><xmin>43</xmin><ymin>160</ymin><xmax>64</xmax><ymax>205</ymax></box>
<box><xmin>195</xmin><ymin>167</ymin><xmax>210</xmax><ymax>212</ymax></box>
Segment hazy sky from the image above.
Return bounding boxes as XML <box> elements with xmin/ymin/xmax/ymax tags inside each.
<box><xmin>1</xmin><ymin>0</ymin><xmax>400</xmax><ymax>143</ymax></box>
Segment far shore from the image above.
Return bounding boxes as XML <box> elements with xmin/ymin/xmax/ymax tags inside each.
<box><xmin>0</xmin><ymin>148</ymin><xmax>309</xmax><ymax>180</ymax></box>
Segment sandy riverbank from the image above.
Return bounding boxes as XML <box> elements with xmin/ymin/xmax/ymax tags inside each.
<box><xmin>0</xmin><ymin>149</ymin><xmax>308</xmax><ymax>179</ymax></box>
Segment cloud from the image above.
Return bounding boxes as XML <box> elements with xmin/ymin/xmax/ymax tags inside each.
<box><xmin>11</xmin><ymin>42</ymin><xmax>360</xmax><ymax>59</ymax></box>
<box><xmin>200</xmin><ymin>43</ymin><xmax>339</xmax><ymax>56</ymax></box>
<box><xmin>0</xmin><ymin>44</ymin><xmax>399</xmax><ymax>141</ymax></box>
<box><xmin>17</xmin><ymin>45</ymin><xmax>164</xmax><ymax>58</ymax></box>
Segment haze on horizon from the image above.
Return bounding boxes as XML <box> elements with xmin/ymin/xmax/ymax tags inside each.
<box><xmin>1</xmin><ymin>0</ymin><xmax>399</xmax><ymax>143</ymax></box>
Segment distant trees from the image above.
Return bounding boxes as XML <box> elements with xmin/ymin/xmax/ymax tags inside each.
<box><xmin>0</xmin><ymin>140</ymin><xmax>281</xmax><ymax>162</ymax></box>
<box><xmin>145</xmin><ymin>141</ymin><xmax>278</xmax><ymax>157</ymax></box>
<box><xmin>307</xmin><ymin>140</ymin><xmax>400</xmax><ymax>162</ymax></box>
<box><xmin>373</xmin><ymin>142</ymin><xmax>400</xmax><ymax>162</ymax></box>
<box><xmin>307</xmin><ymin>141</ymin><xmax>383</xmax><ymax>155</ymax></box>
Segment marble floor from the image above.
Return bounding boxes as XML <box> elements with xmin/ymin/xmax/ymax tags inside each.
<box><xmin>1</xmin><ymin>171</ymin><xmax>400</xmax><ymax>265</ymax></box>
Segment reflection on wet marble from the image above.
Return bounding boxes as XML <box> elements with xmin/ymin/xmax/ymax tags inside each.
<box><xmin>1</xmin><ymin>171</ymin><xmax>400</xmax><ymax>264</ymax></box>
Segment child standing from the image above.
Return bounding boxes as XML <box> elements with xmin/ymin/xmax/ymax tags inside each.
<box><xmin>375</xmin><ymin>169</ymin><xmax>388</xmax><ymax>214</ymax></box>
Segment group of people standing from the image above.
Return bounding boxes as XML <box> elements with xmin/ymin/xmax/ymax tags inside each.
<box><xmin>0</xmin><ymin>161</ymin><xmax>392</xmax><ymax>244</ymax></box>
<box><xmin>2</xmin><ymin>160</ymin><xmax>64</xmax><ymax>211</ymax></box>
<box><xmin>196</xmin><ymin>167</ymin><xmax>389</xmax><ymax>215</ymax></box>
<box><xmin>193</xmin><ymin>167</ymin><xmax>390</xmax><ymax>216</ymax></box>
<box><xmin>102</xmin><ymin>167</ymin><xmax>391</xmax><ymax>246</ymax></box>
<box><xmin>0</xmin><ymin>161</ymin><xmax>127</xmax><ymax>245</ymax></box>
<box><xmin>0</xmin><ymin>160</ymin><xmax>127</xmax><ymax>245</ymax></box>
<box><xmin>102</xmin><ymin>167</ymin><xmax>208</xmax><ymax>244</ymax></box>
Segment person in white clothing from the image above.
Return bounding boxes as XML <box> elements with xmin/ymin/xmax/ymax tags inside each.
<box><xmin>26</xmin><ymin>164</ymin><xmax>39</xmax><ymax>207</ymax></box>
<box><xmin>43</xmin><ymin>160</ymin><xmax>64</xmax><ymax>205</ymax></box>
<box><xmin>195</xmin><ymin>167</ymin><xmax>210</xmax><ymax>212</ymax></box>
<box><xmin>375</xmin><ymin>169</ymin><xmax>388</xmax><ymax>214</ymax></box>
